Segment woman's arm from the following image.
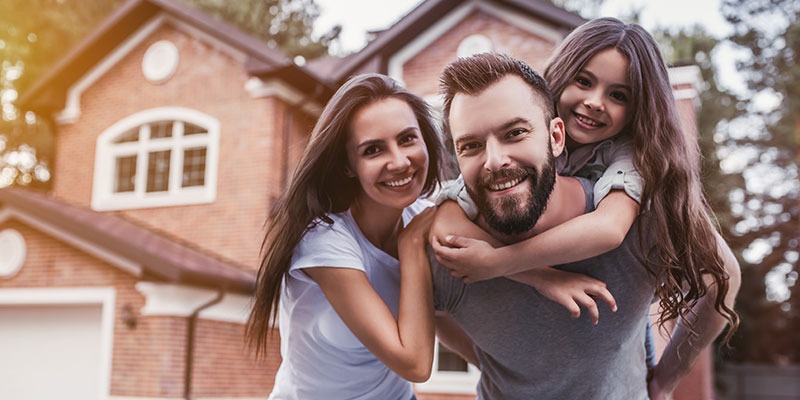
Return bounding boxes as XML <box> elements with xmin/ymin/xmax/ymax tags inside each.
<box><xmin>304</xmin><ymin>208</ymin><xmax>436</xmax><ymax>382</ymax></box>
<box><xmin>436</xmin><ymin>190</ymin><xmax>639</xmax><ymax>282</ymax></box>
<box><xmin>648</xmin><ymin>232</ymin><xmax>741</xmax><ymax>399</ymax></box>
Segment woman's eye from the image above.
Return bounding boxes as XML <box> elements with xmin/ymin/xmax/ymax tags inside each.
<box><xmin>363</xmin><ymin>145</ymin><xmax>380</xmax><ymax>156</ymax></box>
<box><xmin>398</xmin><ymin>134</ymin><xmax>417</xmax><ymax>145</ymax></box>
<box><xmin>575</xmin><ymin>76</ymin><xmax>591</xmax><ymax>87</ymax></box>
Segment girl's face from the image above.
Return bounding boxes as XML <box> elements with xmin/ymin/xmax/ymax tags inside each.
<box><xmin>345</xmin><ymin>97</ymin><xmax>429</xmax><ymax>212</ymax></box>
<box><xmin>557</xmin><ymin>47</ymin><xmax>633</xmax><ymax>146</ymax></box>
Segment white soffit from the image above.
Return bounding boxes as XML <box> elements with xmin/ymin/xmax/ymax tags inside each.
<box><xmin>135</xmin><ymin>282</ymin><xmax>252</xmax><ymax>324</ymax></box>
<box><xmin>388</xmin><ymin>0</ymin><xmax>563</xmax><ymax>84</ymax></box>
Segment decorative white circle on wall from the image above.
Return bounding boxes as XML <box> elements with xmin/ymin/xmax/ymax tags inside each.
<box><xmin>457</xmin><ymin>34</ymin><xmax>494</xmax><ymax>58</ymax></box>
<box><xmin>142</xmin><ymin>40</ymin><xmax>179</xmax><ymax>84</ymax></box>
<box><xmin>0</xmin><ymin>229</ymin><xmax>26</xmax><ymax>278</ymax></box>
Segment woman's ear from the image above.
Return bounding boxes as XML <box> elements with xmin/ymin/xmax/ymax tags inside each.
<box><xmin>549</xmin><ymin>117</ymin><xmax>566</xmax><ymax>157</ymax></box>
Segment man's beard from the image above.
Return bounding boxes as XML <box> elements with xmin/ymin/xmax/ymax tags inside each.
<box><xmin>466</xmin><ymin>151</ymin><xmax>556</xmax><ymax>236</ymax></box>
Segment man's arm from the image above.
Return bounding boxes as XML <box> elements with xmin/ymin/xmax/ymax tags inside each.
<box><xmin>648</xmin><ymin>232</ymin><xmax>741</xmax><ymax>399</ymax></box>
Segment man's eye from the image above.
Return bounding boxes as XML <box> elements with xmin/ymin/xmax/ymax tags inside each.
<box><xmin>459</xmin><ymin>142</ymin><xmax>481</xmax><ymax>153</ymax></box>
<box><xmin>507</xmin><ymin>128</ymin><xmax>526</xmax><ymax>138</ymax></box>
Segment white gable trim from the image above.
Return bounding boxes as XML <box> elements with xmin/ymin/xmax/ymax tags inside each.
<box><xmin>54</xmin><ymin>13</ymin><xmax>248</xmax><ymax>125</ymax></box>
<box><xmin>388</xmin><ymin>0</ymin><xmax>563</xmax><ymax>85</ymax></box>
<box><xmin>0</xmin><ymin>206</ymin><xmax>143</xmax><ymax>276</ymax></box>
<box><xmin>245</xmin><ymin>77</ymin><xmax>323</xmax><ymax>116</ymax></box>
<box><xmin>0</xmin><ymin>287</ymin><xmax>116</xmax><ymax>400</ymax></box>
<box><xmin>135</xmin><ymin>282</ymin><xmax>253</xmax><ymax>324</ymax></box>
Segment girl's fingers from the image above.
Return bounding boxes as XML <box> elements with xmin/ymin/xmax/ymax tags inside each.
<box><xmin>576</xmin><ymin>293</ymin><xmax>600</xmax><ymax>325</ymax></box>
<box><xmin>588</xmin><ymin>285</ymin><xmax>617</xmax><ymax>312</ymax></box>
<box><xmin>443</xmin><ymin>234</ymin><xmax>477</xmax><ymax>248</ymax></box>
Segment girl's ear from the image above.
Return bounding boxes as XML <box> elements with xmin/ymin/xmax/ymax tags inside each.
<box><xmin>549</xmin><ymin>117</ymin><xmax>566</xmax><ymax>157</ymax></box>
<box><xmin>344</xmin><ymin>165</ymin><xmax>356</xmax><ymax>178</ymax></box>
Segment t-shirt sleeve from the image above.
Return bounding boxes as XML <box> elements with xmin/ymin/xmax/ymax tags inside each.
<box><xmin>289</xmin><ymin>219</ymin><xmax>364</xmax><ymax>285</ymax></box>
<box><xmin>435</xmin><ymin>174</ymin><xmax>479</xmax><ymax>221</ymax></box>
<box><xmin>429</xmin><ymin>247</ymin><xmax>466</xmax><ymax>313</ymax></box>
<box><xmin>593</xmin><ymin>137</ymin><xmax>644</xmax><ymax>208</ymax></box>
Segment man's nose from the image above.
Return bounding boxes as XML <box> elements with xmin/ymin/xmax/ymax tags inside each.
<box><xmin>484</xmin><ymin>139</ymin><xmax>510</xmax><ymax>172</ymax></box>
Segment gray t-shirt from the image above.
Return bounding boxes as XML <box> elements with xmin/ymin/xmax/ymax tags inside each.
<box><xmin>432</xmin><ymin>180</ymin><xmax>656</xmax><ymax>399</ymax></box>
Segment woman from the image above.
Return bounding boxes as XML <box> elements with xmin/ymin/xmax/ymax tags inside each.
<box><xmin>246</xmin><ymin>74</ymin><xmax>445</xmax><ymax>399</ymax></box>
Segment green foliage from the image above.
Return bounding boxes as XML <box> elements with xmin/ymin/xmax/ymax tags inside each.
<box><xmin>656</xmin><ymin>1</ymin><xmax>799</xmax><ymax>365</ymax></box>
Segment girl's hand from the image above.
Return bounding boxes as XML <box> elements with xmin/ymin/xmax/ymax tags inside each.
<box><xmin>510</xmin><ymin>268</ymin><xmax>617</xmax><ymax>325</ymax></box>
<box><xmin>399</xmin><ymin>207</ymin><xmax>436</xmax><ymax>249</ymax></box>
<box><xmin>430</xmin><ymin>235</ymin><xmax>505</xmax><ymax>283</ymax></box>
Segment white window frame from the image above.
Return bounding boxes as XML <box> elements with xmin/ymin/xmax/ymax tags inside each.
<box><xmin>415</xmin><ymin>338</ymin><xmax>480</xmax><ymax>395</ymax></box>
<box><xmin>91</xmin><ymin>107</ymin><xmax>220</xmax><ymax>211</ymax></box>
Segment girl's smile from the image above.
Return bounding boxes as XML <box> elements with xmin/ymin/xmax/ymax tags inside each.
<box><xmin>558</xmin><ymin>47</ymin><xmax>632</xmax><ymax>146</ymax></box>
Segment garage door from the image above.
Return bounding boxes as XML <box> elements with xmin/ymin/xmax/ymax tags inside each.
<box><xmin>0</xmin><ymin>303</ymin><xmax>104</xmax><ymax>400</ymax></box>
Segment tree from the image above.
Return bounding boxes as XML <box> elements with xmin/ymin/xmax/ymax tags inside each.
<box><xmin>718</xmin><ymin>0</ymin><xmax>800</xmax><ymax>364</ymax></box>
<box><xmin>0</xmin><ymin>0</ymin><xmax>338</xmax><ymax>189</ymax></box>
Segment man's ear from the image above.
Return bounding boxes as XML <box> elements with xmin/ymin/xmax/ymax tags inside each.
<box><xmin>549</xmin><ymin>117</ymin><xmax>566</xmax><ymax>157</ymax></box>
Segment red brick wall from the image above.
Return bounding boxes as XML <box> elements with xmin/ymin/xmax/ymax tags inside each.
<box><xmin>0</xmin><ymin>218</ymin><xmax>281</xmax><ymax>397</ymax></box>
<box><xmin>417</xmin><ymin>392</ymin><xmax>475</xmax><ymax>400</ymax></box>
<box><xmin>51</xmin><ymin>22</ymin><xmax>314</xmax><ymax>271</ymax></box>
<box><xmin>403</xmin><ymin>10</ymin><xmax>558</xmax><ymax>97</ymax></box>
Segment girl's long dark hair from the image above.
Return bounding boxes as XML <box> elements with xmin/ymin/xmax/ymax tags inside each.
<box><xmin>245</xmin><ymin>74</ymin><xmax>444</xmax><ymax>358</ymax></box>
<box><xmin>544</xmin><ymin>18</ymin><xmax>738</xmax><ymax>342</ymax></box>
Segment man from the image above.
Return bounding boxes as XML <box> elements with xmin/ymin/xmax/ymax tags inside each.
<box><xmin>428</xmin><ymin>53</ymin><xmax>739</xmax><ymax>399</ymax></box>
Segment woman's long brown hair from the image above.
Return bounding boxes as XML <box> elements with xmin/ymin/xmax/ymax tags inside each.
<box><xmin>544</xmin><ymin>18</ymin><xmax>739</xmax><ymax>342</ymax></box>
<box><xmin>245</xmin><ymin>74</ymin><xmax>444</xmax><ymax>358</ymax></box>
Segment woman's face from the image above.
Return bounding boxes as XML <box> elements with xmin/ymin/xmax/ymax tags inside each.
<box><xmin>557</xmin><ymin>47</ymin><xmax>632</xmax><ymax>146</ymax></box>
<box><xmin>345</xmin><ymin>97</ymin><xmax>429</xmax><ymax>212</ymax></box>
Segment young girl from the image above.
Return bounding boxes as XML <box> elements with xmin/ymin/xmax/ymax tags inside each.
<box><xmin>431</xmin><ymin>17</ymin><xmax>739</xmax><ymax>375</ymax></box>
<box><xmin>246</xmin><ymin>74</ymin><xmax>445</xmax><ymax>399</ymax></box>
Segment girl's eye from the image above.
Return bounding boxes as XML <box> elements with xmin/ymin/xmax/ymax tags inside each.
<box><xmin>610</xmin><ymin>91</ymin><xmax>628</xmax><ymax>102</ymax></box>
<box><xmin>575</xmin><ymin>76</ymin><xmax>591</xmax><ymax>87</ymax></box>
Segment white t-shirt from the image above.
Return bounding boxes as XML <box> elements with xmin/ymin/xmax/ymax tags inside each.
<box><xmin>269</xmin><ymin>198</ymin><xmax>431</xmax><ymax>400</ymax></box>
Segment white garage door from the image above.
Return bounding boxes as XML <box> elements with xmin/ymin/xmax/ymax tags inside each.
<box><xmin>0</xmin><ymin>304</ymin><xmax>104</xmax><ymax>400</ymax></box>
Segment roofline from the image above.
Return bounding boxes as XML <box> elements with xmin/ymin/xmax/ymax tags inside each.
<box><xmin>0</xmin><ymin>187</ymin><xmax>255</xmax><ymax>294</ymax></box>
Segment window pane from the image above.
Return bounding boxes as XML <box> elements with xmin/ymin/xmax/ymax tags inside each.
<box><xmin>183</xmin><ymin>122</ymin><xmax>207</xmax><ymax>136</ymax></box>
<box><xmin>437</xmin><ymin>344</ymin><xmax>469</xmax><ymax>372</ymax></box>
<box><xmin>146</xmin><ymin>150</ymin><xmax>171</xmax><ymax>192</ymax></box>
<box><xmin>114</xmin><ymin>155</ymin><xmax>137</xmax><ymax>193</ymax></box>
<box><xmin>114</xmin><ymin>128</ymin><xmax>139</xmax><ymax>144</ymax></box>
<box><xmin>150</xmin><ymin>121</ymin><xmax>173</xmax><ymax>139</ymax></box>
<box><xmin>182</xmin><ymin>147</ymin><xmax>206</xmax><ymax>187</ymax></box>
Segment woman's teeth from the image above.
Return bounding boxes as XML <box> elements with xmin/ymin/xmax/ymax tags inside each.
<box><xmin>385</xmin><ymin>175</ymin><xmax>413</xmax><ymax>187</ymax></box>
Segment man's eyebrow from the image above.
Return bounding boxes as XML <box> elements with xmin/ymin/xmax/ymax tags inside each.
<box><xmin>454</xmin><ymin>134</ymin><xmax>479</xmax><ymax>149</ymax></box>
<box><xmin>356</xmin><ymin>126</ymin><xmax>418</xmax><ymax>149</ymax></box>
<box><xmin>454</xmin><ymin>117</ymin><xmax>533</xmax><ymax>148</ymax></box>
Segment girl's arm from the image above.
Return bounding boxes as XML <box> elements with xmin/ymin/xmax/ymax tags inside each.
<box><xmin>435</xmin><ymin>312</ymin><xmax>479</xmax><ymax>367</ymax></box>
<box><xmin>430</xmin><ymin>201</ymin><xmax>616</xmax><ymax>325</ymax></box>
<box><xmin>304</xmin><ymin>208</ymin><xmax>436</xmax><ymax>382</ymax></box>
<box><xmin>436</xmin><ymin>190</ymin><xmax>638</xmax><ymax>282</ymax></box>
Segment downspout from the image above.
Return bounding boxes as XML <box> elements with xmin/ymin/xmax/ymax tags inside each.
<box><xmin>280</xmin><ymin>83</ymin><xmax>325</xmax><ymax>190</ymax></box>
<box><xmin>184</xmin><ymin>290</ymin><xmax>224</xmax><ymax>400</ymax></box>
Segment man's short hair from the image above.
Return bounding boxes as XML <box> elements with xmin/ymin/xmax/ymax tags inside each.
<box><xmin>439</xmin><ymin>53</ymin><xmax>554</xmax><ymax>139</ymax></box>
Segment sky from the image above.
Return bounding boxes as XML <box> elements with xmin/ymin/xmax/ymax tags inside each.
<box><xmin>313</xmin><ymin>0</ymin><xmax>746</xmax><ymax>93</ymax></box>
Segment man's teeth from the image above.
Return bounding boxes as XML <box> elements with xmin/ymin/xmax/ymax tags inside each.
<box><xmin>576</xmin><ymin>114</ymin><xmax>602</xmax><ymax>127</ymax></box>
<box><xmin>489</xmin><ymin>177</ymin><xmax>522</xmax><ymax>191</ymax></box>
<box><xmin>385</xmin><ymin>175</ymin><xmax>413</xmax><ymax>187</ymax></box>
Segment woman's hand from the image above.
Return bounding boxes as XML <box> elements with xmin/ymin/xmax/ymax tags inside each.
<box><xmin>399</xmin><ymin>207</ymin><xmax>436</xmax><ymax>250</ymax></box>
<box><xmin>430</xmin><ymin>235</ymin><xmax>507</xmax><ymax>283</ymax></box>
<box><xmin>510</xmin><ymin>268</ymin><xmax>617</xmax><ymax>325</ymax></box>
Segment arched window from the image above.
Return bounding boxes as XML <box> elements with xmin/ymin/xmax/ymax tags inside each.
<box><xmin>92</xmin><ymin>107</ymin><xmax>220</xmax><ymax>211</ymax></box>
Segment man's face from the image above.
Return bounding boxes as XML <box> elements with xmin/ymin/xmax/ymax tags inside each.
<box><xmin>448</xmin><ymin>75</ymin><xmax>561</xmax><ymax>236</ymax></box>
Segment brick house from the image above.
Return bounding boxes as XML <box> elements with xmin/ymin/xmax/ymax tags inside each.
<box><xmin>0</xmin><ymin>0</ymin><xmax>709</xmax><ymax>399</ymax></box>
